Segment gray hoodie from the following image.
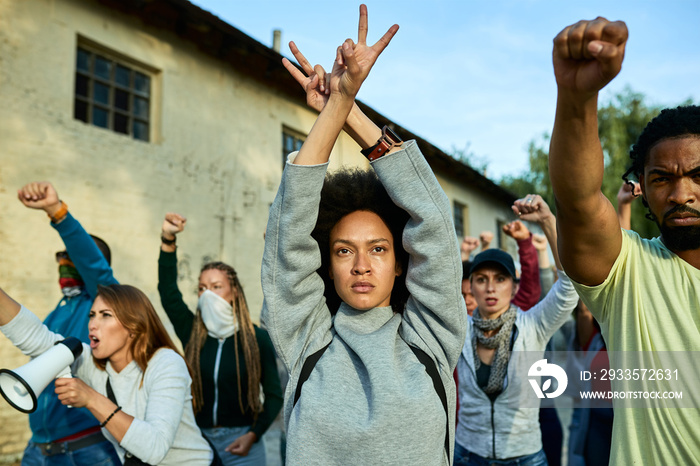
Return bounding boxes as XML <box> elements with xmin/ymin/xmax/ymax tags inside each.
<box><xmin>261</xmin><ymin>141</ymin><xmax>467</xmax><ymax>465</ymax></box>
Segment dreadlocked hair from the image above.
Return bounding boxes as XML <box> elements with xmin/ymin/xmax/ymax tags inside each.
<box><xmin>312</xmin><ymin>167</ymin><xmax>410</xmax><ymax>314</ymax></box>
<box><xmin>185</xmin><ymin>262</ymin><xmax>263</xmax><ymax>418</ymax></box>
<box><xmin>623</xmin><ymin>105</ymin><xmax>700</xmax><ymax>220</ymax></box>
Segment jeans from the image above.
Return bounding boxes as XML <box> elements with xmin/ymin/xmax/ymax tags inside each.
<box><xmin>202</xmin><ymin>426</ymin><xmax>266</xmax><ymax>466</ymax></box>
<box><xmin>22</xmin><ymin>440</ymin><xmax>120</xmax><ymax>466</ymax></box>
<box><xmin>454</xmin><ymin>443</ymin><xmax>548</xmax><ymax>466</ymax></box>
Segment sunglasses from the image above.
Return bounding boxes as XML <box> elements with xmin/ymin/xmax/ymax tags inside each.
<box><xmin>55</xmin><ymin>251</ymin><xmax>70</xmax><ymax>262</ymax></box>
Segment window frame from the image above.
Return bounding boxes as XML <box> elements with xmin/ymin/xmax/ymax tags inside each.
<box><xmin>453</xmin><ymin>200</ymin><xmax>468</xmax><ymax>239</ymax></box>
<box><xmin>74</xmin><ymin>38</ymin><xmax>157</xmax><ymax>142</ymax></box>
<box><xmin>282</xmin><ymin>126</ymin><xmax>307</xmax><ymax>167</ymax></box>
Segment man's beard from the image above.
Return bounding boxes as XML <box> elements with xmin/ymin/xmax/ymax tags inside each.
<box><xmin>657</xmin><ymin>205</ymin><xmax>700</xmax><ymax>251</ymax></box>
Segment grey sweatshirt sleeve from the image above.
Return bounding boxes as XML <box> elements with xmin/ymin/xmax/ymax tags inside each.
<box><xmin>372</xmin><ymin>141</ymin><xmax>468</xmax><ymax>373</ymax></box>
<box><xmin>260</xmin><ymin>159</ymin><xmax>334</xmax><ymax>374</ymax></box>
<box><xmin>522</xmin><ymin>271</ymin><xmax>579</xmax><ymax>346</ymax></box>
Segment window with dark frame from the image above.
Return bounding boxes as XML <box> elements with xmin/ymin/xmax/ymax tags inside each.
<box><xmin>453</xmin><ymin>201</ymin><xmax>467</xmax><ymax>239</ymax></box>
<box><xmin>282</xmin><ymin>127</ymin><xmax>306</xmax><ymax>167</ymax></box>
<box><xmin>497</xmin><ymin>219</ymin><xmax>507</xmax><ymax>249</ymax></box>
<box><xmin>74</xmin><ymin>47</ymin><xmax>151</xmax><ymax>142</ymax></box>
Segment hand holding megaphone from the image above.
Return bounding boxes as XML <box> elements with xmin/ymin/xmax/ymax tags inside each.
<box><xmin>54</xmin><ymin>377</ymin><xmax>96</xmax><ymax>408</ymax></box>
<box><xmin>0</xmin><ymin>337</ymin><xmax>82</xmax><ymax>413</ymax></box>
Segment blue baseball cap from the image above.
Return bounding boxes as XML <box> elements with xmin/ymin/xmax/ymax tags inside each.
<box><xmin>469</xmin><ymin>249</ymin><xmax>517</xmax><ymax>279</ymax></box>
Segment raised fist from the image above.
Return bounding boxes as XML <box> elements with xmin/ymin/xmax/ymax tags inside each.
<box><xmin>532</xmin><ymin>234</ymin><xmax>548</xmax><ymax>251</ymax></box>
<box><xmin>512</xmin><ymin>194</ymin><xmax>553</xmax><ymax>225</ymax></box>
<box><xmin>18</xmin><ymin>181</ymin><xmax>61</xmax><ymax>213</ymax></box>
<box><xmin>617</xmin><ymin>181</ymin><xmax>641</xmax><ymax>206</ymax></box>
<box><xmin>552</xmin><ymin>17</ymin><xmax>628</xmax><ymax>96</ymax></box>
<box><xmin>162</xmin><ymin>212</ymin><xmax>187</xmax><ymax>239</ymax></box>
<box><xmin>479</xmin><ymin>231</ymin><xmax>494</xmax><ymax>250</ymax></box>
<box><xmin>461</xmin><ymin>236</ymin><xmax>479</xmax><ymax>261</ymax></box>
<box><xmin>502</xmin><ymin>220</ymin><xmax>530</xmax><ymax>241</ymax></box>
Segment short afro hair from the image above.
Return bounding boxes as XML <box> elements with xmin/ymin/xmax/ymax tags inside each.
<box><xmin>312</xmin><ymin>168</ymin><xmax>410</xmax><ymax>314</ymax></box>
<box><xmin>624</xmin><ymin>105</ymin><xmax>700</xmax><ymax>182</ymax></box>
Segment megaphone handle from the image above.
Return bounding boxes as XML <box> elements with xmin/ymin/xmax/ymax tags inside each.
<box><xmin>56</xmin><ymin>367</ymin><xmax>73</xmax><ymax>408</ymax></box>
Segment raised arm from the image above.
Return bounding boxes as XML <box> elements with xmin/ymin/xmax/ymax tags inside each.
<box><xmin>373</xmin><ymin>143</ymin><xmax>467</xmax><ymax>371</ymax></box>
<box><xmin>264</xmin><ymin>5</ymin><xmax>399</xmax><ymax>369</ymax></box>
<box><xmin>616</xmin><ymin>181</ymin><xmax>641</xmax><ymax>230</ymax></box>
<box><xmin>502</xmin><ymin>220</ymin><xmax>541</xmax><ymax>311</ymax></box>
<box><xmin>513</xmin><ymin>194</ymin><xmax>562</xmax><ymax>270</ymax></box>
<box><xmin>158</xmin><ymin>213</ymin><xmax>194</xmax><ymax>344</ymax></box>
<box><xmin>548</xmin><ymin>18</ymin><xmax>628</xmax><ymax>285</ymax></box>
<box><xmin>18</xmin><ymin>182</ymin><xmax>117</xmax><ymax>297</ymax></box>
<box><xmin>287</xmin><ymin>5</ymin><xmax>398</xmax><ymax>166</ymax></box>
<box><xmin>460</xmin><ymin>236</ymin><xmax>479</xmax><ymax>262</ymax></box>
<box><xmin>0</xmin><ymin>287</ymin><xmax>21</xmax><ymax>326</ymax></box>
<box><xmin>282</xmin><ymin>6</ymin><xmax>398</xmax><ymax>155</ymax></box>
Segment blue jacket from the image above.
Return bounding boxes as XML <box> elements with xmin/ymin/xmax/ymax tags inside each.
<box><xmin>28</xmin><ymin>212</ymin><xmax>118</xmax><ymax>443</ymax></box>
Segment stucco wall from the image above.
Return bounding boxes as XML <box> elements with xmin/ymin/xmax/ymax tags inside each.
<box><xmin>0</xmin><ymin>0</ymin><xmax>512</xmax><ymax>461</ymax></box>
<box><xmin>0</xmin><ymin>0</ymin><xmax>371</xmax><ymax>459</ymax></box>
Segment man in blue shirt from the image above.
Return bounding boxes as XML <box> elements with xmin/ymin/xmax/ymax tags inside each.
<box><xmin>17</xmin><ymin>181</ymin><xmax>121</xmax><ymax>466</ymax></box>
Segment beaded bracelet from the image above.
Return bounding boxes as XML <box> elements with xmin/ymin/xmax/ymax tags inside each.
<box><xmin>101</xmin><ymin>406</ymin><xmax>122</xmax><ymax>428</ymax></box>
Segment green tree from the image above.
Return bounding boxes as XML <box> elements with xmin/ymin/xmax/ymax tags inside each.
<box><xmin>450</xmin><ymin>142</ymin><xmax>490</xmax><ymax>175</ymax></box>
<box><xmin>598</xmin><ymin>87</ymin><xmax>661</xmax><ymax>237</ymax></box>
<box><xmin>500</xmin><ymin>133</ymin><xmax>555</xmax><ymax>211</ymax></box>
<box><xmin>498</xmin><ymin>87</ymin><xmax>695</xmax><ymax>238</ymax></box>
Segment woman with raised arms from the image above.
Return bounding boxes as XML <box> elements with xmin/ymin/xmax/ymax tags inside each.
<box><xmin>261</xmin><ymin>5</ymin><xmax>467</xmax><ymax>465</ymax></box>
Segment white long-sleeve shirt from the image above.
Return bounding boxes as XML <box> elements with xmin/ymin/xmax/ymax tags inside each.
<box><xmin>1</xmin><ymin>306</ymin><xmax>212</xmax><ymax>465</ymax></box>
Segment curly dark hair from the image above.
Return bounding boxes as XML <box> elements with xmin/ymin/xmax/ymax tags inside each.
<box><xmin>623</xmin><ymin>105</ymin><xmax>700</xmax><ymax>219</ymax></box>
<box><xmin>312</xmin><ymin>168</ymin><xmax>410</xmax><ymax>314</ymax></box>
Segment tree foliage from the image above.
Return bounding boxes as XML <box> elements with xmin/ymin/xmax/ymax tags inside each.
<box><xmin>498</xmin><ymin>87</ymin><xmax>684</xmax><ymax>238</ymax></box>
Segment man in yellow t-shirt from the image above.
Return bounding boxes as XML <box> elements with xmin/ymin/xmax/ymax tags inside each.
<box><xmin>547</xmin><ymin>17</ymin><xmax>700</xmax><ymax>465</ymax></box>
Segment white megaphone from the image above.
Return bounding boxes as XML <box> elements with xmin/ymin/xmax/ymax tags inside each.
<box><xmin>0</xmin><ymin>337</ymin><xmax>83</xmax><ymax>413</ymax></box>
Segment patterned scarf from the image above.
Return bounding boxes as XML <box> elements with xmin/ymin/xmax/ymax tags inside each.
<box><xmin>471</xmin><ymin>304</ymin><xmax>517</xmax><ymax>394</ymax></box>
<box><xmin>58</xmin><ymin>257</ymin><xmax>83</xmax><ymax>297</ymax></box>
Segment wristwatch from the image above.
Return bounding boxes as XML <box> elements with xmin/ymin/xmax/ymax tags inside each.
<box><xmin>361</xmin><ymin>125</ymin><xmax>403</xmax><ymax>161</ymax></box>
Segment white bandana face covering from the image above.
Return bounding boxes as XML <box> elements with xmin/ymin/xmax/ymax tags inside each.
<box><xmin>198</xmin><ymin>289</ymin><xmax>238</xmax><ymax>339</ymax></box>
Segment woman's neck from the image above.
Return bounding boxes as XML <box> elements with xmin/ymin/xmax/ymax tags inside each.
<box><xmin>109</xmin><ymin>352</ymin><xmax>134</xmax><ymax>373</ymax></box>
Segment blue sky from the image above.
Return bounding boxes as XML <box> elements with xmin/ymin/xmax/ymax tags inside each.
<box><xmin>191</xmin><ymin>0</ymin><xmax>699</xmax><ymax>180</ymax></box>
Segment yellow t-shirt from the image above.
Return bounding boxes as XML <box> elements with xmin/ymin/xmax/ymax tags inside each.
<box><xmin>572</xmin><ymin>229</ymin><xmax>700</xmax><ymax>465</ymax></box>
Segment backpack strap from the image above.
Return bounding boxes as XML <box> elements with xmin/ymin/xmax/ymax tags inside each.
<box><xmin>107</xmin><ymin>378</ymin><xmax>222</xmax><ymax>466</ymax></box>
<box><xmin>106</xmin><ymin>377</ymin><xmax>117</xmax><ymax>405</ymax></box>
<box><xmin>293</xmin><ymin>341</ymin><xmax>332</xmax><ymax>408</ymax></box>
<box><xmin>408</xmin><ymin>345</ymin><xmax>450</xmax><ymax>463</ymax></box>
<box><xmin>292</xmin><ymin>339</ymin><xmax>451</xmax><ymax>462</ymax></box>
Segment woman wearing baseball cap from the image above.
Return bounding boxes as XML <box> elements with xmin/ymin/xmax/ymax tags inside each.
<box><xmin>454</xmin><ymin>194</ymin><xmax>579</xmax><ymax>466</ymax></box>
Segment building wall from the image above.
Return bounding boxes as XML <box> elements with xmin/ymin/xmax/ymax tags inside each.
<box><xmin>437</xmin><ymin>173</ymin><xmax>519</xmax><ymax>257</ymax></box>
<box><xmin>0</xmin><ymin>0</ymin><xmax>511</xmax><ymax>461</ymax></box>
<box><xmin>0</xmin><ymin>0</ymin><xmax>365</xmax><ymax>459</ymax></box>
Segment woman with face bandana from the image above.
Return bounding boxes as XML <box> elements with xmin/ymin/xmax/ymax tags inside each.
<box><xmin>158</xmin><ymin>213</ymin><xmax>283</xmax><ymax>466</ymax></box>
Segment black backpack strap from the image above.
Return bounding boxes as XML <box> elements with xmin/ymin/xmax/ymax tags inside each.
<box><xmin>106</xmin><ymin>377</ymin><xmax>118</xmax><ymax>405</ymax></box>
<box><xmin>107</xmin><ymin>378</ymin><xmax>221</xmax><ymax>466</ymax></box>
<box><xmin>293</xmin><ymin>341</ymin><xmax>331</xmax><ymax>408</ymax></box>
<box><xmin>291</xmin><ymin>340</ymin><xmax>450</xmax><ymax>462</ymax></box>
<box><xmin>409</xmin><ymin>345</ymin><xmax>450</xmax><ymax>463</ymax></box>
